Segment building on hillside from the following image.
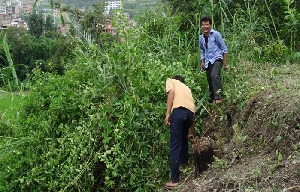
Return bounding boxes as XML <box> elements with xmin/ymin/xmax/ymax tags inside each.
<box><xmin>17</xmin><ymin>19</ymin><xmax>26</xmax><ymax>28</ymax></box>
<box><xmin>57</xmin><ymin>22</ymin><xmax>71</xmax><ymax>36</ymax></box>
<box><xmin>10</xmin><ymin>20</ymin><xmax>18</xmax><ymax>27</ymax></box>
<box><xmin>56</xmin><ymin>12</ymin><xmax>71</xmax><ymax>36</ymax></box>
<box><xmin>1</xmin><ymin>20</ymin><xmax>10</xmax><ymax>28</ymax></box>
<box><xmin>0</xmin><ymin>5</ymin><xmax>6</xmax><ymax>15</ymax></box>
<box><xmin>0</xmin><ymin>18</ymin><xmax>27</xmax><ymax>29</ymax></box>
<box><xmin>104</xmin><ymin>0</ymin><xmax>122</xmax><ymax>15</ymax></box>
<box><xmin>22</xmin><ymin>3</ymin><xmax>32</xmax><ymax>14</ymax></box>
<box><xmin>4</xmin><ymin>0</ymin><xmax>22</xmax><ymax>7</ymax></box>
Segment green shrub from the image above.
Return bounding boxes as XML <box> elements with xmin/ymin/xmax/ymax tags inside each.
<box><xmin>0</xmin><ymin>25</ymin><xmax>203</xmax><ymax>190</ymax></box>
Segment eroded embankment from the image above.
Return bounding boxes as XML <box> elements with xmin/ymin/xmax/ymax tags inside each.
<box><xmin>174</xmin><ymin>63</ymin><xmax>300</xmax><ymax>192</ymax></box>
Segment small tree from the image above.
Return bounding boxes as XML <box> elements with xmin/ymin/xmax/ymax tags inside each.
<box><xmin>28</xmin><ymin>11</ymin><xmax>44</xmax><ymax>37</ymax></box>
<box><xmin>5</xmin><ymin>27</ymin><xmax>34</xmax><ymax>80</ymax></box>
<box><xmin>80</xmin><ymin>2</ymin><xmax>106</xmax><ymax>41</ymax></box>
<box><xmin>45</xmin><ymin>15</ymin><xmax>55</xmax><ymax>32</ymax></box>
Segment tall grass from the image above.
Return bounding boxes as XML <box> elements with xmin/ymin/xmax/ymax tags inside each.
<box><xmin>0</xmin><ymin>5</ymin><xmax>204</xmax><ymax>191</ymax></box>
<box><xmin>2</xmin><ymin>34</ymin><xmax>18</xmax><ymax>88</ymax></box>
<box><xmin>0</xmin><ymin>93</ymin><xmax>23</xmax><ymax>120</ymax></box>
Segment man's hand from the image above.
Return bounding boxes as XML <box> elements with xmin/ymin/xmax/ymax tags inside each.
<box><xmin>201</xmin><ymin>63</ymin><xmax>205</xmax><ymax>69</ymax></box>
<box><xmin>165</xmin><ymin>114</ymin><xmax>171</xmax><ymax>126</ymax></box>
<box><xmin>165</xmin><ymin>89</ymin><xmax>174</xmax><ymax>127</ymax></box>
<box><xmin>223</xmin><ymin>64</ymin><xmax>229</xmax><ymax>71</ymax></box>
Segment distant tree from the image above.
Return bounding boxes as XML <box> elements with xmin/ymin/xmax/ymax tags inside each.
<box><xmin>58</xmin><ymin>0</ymin><xmax>104</xmax><ymax>8</ymax></box>
<box><xmin>31</xmin><ymin>37</ymin><xmax>53</xmax><ymax>63</ymax></box>
<box><xmin>5</xmin><ymin>27</ymin><xmax>34</xmax><ymax>80</ymax></box>
<box><xmin>80</xmin><ymin>2</ymin><xmax>106</xmax><ymax>41</ymax></box>
<box><xmin>45</xmin><ymin>15</ymin><xmax>55</xmax><ymax>32</ymax></box>
<box><xmin>3</xmin><ymin>27</ymin><xmax>75</xmax><ymax>80</ymax></box>
<box><xmin>51</xmin><ymin>36</ymin><xmax>76</xmax><ymax>74</ymax></box>
<box><xmin>28</xmin><ymin>11</ymin><xmax>44</xmax><ymax>37</ymax></box>
<box><xmin>69</xmin><ymin>23</ymin><xmax>77</xmax><ymax>36</ymax></box>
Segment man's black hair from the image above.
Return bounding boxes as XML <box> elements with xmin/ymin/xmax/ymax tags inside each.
<box><xmin>172</xmin><ymin>75</ymin><xmax>185</xmax><ymax>83</ymax></box>
<box><xmin>201</xmin><ymin>15</ymin><xmax>212</xmax><ymax>24</ymax></box>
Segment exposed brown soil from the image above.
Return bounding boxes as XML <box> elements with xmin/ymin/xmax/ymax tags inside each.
<box><xmin>171</xmin><ymin>64</ymin><xmax>300</xmax><ymax>192</ymax></box>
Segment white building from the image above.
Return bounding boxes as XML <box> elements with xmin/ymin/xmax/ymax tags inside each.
<box><xmin>5</xmin><ymin>0</ymin><xmax>22</xmax><ymax>7</ymax></box>
<box><xmin>0</xmin><ymin>6</ymin><xmax>6</xmax><ymax>15</ymax></box>
<box><xmin>105</xmin><ymin>0</ymin><xmax>121</xmax><ymax>15</ymax></box>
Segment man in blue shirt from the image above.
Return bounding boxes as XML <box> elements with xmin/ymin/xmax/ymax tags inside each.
<box><xmin>199</xmin><ymin>15</ymin><xmax>228</xmax><ymax>104</ymax></box>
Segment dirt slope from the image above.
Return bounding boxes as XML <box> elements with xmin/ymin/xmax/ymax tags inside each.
<box><xmin>174</xmin><ymin>63</ymin><xmax>300</xmax><ymax>192</ymax></box>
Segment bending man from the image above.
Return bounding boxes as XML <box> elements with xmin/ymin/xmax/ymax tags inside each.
<box><xmin>164</xmin><ymin>75</ymin><xmax>196</xmax><ymax>189</ymax></box>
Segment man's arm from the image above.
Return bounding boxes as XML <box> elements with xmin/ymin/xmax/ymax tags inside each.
<box><xmin>215</xmin><ymin>32</ymin><xmax>228</xmax><ymax>70</ymax></box>
<box><xmin>165</xmin><ymin>89</ymin><xmax>174</xmax><ymax>126</ymax></box>
<box><xmin>199</xmin><ymin>37</ymin><xmax>206</xmax><ymax>69</ymax></box>
<box><xmin>201</xmin><ymin>59</ymin><xmax>205</xmax><ymax>69</ymax></box>
<box><xmin>223</xmin><ymin>52</ymin><xmax>228</xmax><ymax>70</ymax></box>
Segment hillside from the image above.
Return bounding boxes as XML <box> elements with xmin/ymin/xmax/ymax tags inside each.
<box><xmin>123</xmin><ymin>0</ymin><xmax>159</xmax><ymax>18</ymax></box>
<box><xmin>172</xmin><ymin>62</ymin><xmax>300</xmax><ymax>191</ymax></box>
<box><xmin>55</xmin><ymin>0</ymin><xmax>159</xmax><ymax>17</ymax></box>
<box><xmin>56</xmin><ymin>0</ymin><xmax>101</xmax><ymax>8</ymax></box>
<box><xmin>1</xmin><ymin>0</ymin><xmax>299</xmax><ymax>190</ymax></box>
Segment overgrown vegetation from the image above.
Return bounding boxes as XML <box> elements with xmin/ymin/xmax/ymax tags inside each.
<box><xmin>0</xmin><ymin>0</ymin><xmax>299</xmax><ymax>191</ymax></box>
<box><xmin>175</xmin><ymin>62</ymin><xmax>300</xmax><ymax>191</ymax></box>
<box><xmin>0</xmin><ymin>27</ymin><xmax>74</xmax><ymax>89</ymax></box>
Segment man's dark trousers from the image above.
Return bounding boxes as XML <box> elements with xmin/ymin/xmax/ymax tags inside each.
<box><xmin>170</xmin><ymin>107</ymin><xmax>194</xmax><ymax>183</ymax></box>
<box><xmin>206</xmin><ymin>60</ymin><xmax>223</xmax><ymax>101</ymax></box>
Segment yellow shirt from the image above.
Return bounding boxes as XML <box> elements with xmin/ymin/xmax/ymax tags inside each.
<box><xmin>166</xmin><ymin>78</ymin><xmax>196</xmax><ymax>113</ymax></box>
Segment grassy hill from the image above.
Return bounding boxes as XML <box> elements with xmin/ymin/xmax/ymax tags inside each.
<box><xmin>173</xmin><ymin>62</ymin><xmax>300</xmax><ymax>191</ymax></box>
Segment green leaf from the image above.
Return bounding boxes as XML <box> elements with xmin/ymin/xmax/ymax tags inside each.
<box><xmin>50</xmin><ymin>0</ymin><xmax>54</xmax><ymax>9</ymax></box>
<box><xmin>278</xmin><ymin>152</ymin><xmax>283</xmax><ymax>163</ymax></box>
<box><xmin>3</xmin><ymin>34</ymin><xmax>18</xmax><ymax>87</ymax></box>
<box><xmin>33</xmin><ymin>0</ymin><xmax>38</xmax><ymax>8</ymax></box>
<box><xmin>60</xmin><ymin>13</ymin><xmax>65</xmax><ymax>26</ymax></box>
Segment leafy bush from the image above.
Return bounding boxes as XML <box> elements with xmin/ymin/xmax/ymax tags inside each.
<box><xmin>0</xmin><ymin>18</ymin><xmax>203</xmax><ymax>190</ymax></box>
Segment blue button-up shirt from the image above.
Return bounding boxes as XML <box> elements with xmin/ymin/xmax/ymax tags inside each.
<box><xmin>199</xmin><ymin>29</ymin><xmax>228</xmax><ymax>68</ymax></box>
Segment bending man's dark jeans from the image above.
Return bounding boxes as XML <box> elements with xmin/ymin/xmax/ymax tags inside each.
<box><xmin>206</xmin><ymin>60</ymin><xmax>223</xmax><ymax>101</ymax></box>
<box><xmin>170</xmin><ymin>107</ymin><xmax>194</xmax><ymax>183</ymax></box>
